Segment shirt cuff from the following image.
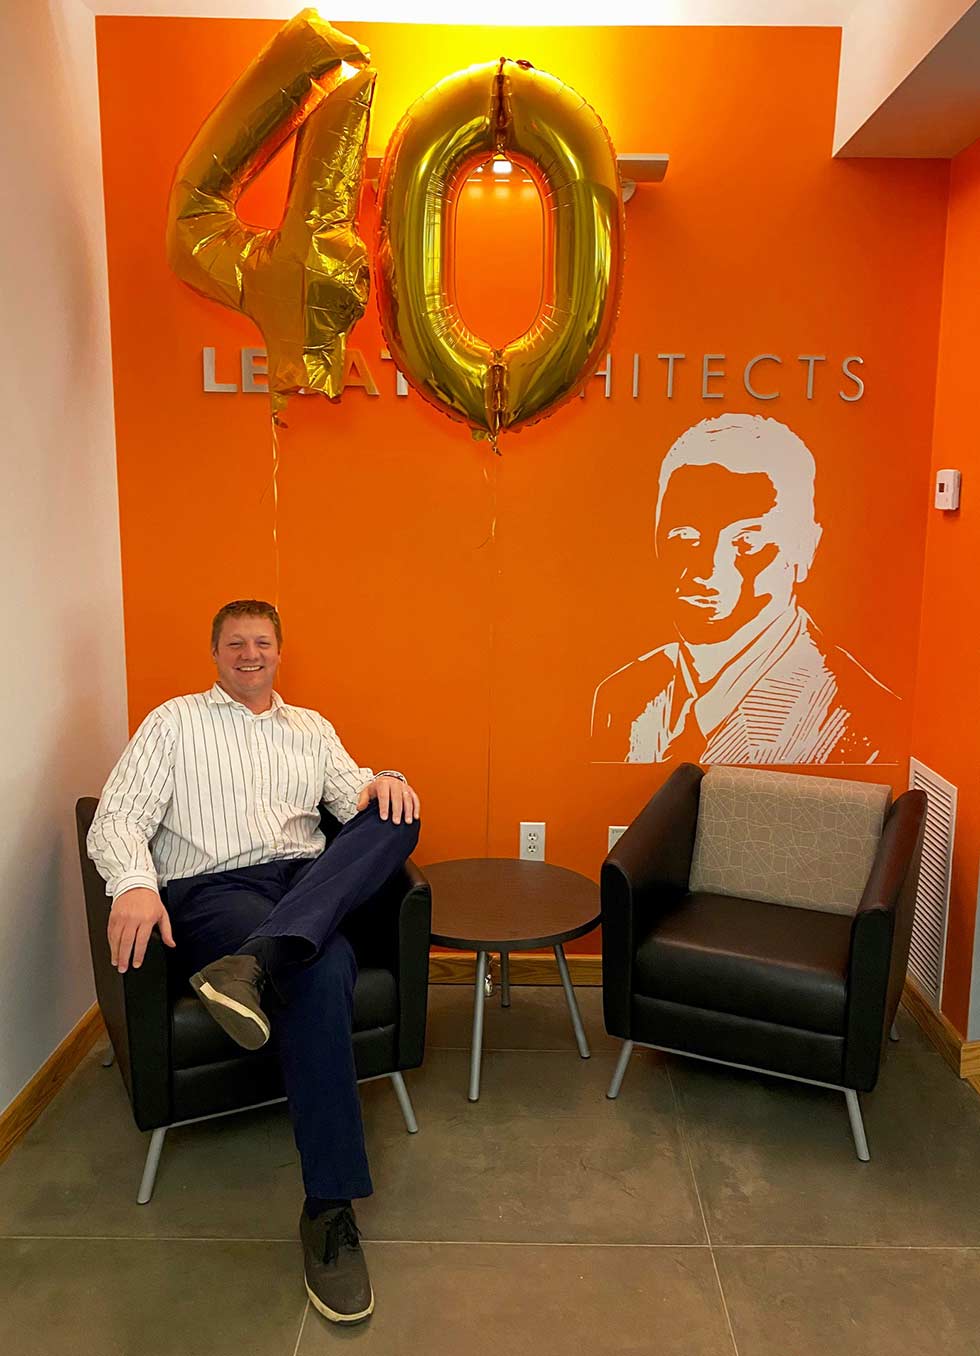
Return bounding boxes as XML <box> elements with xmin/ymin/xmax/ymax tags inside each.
<box><xmin>109</xmin><ymin>872</ymin><xmax>159</xmax><ymax>902</ymax></box>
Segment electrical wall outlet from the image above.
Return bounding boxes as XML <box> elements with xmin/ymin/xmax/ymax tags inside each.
<box><xmin>520</xmin><ymin>821</ymin><xmax>546</xmax><ymax>861</ymax></box>
<box><xmin>608</xmin><ymin>825</ymin><xmax>628</xmax><ymax>852</ymax></box>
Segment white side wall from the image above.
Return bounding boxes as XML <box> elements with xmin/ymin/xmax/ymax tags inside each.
<box><xmin>0</xmin><ymin>0</ymin><xmax>128</xmax><ymax>1114</ymax></box>
<box><xmin>834</xmin><ymin>0</ymin><xmax>976</xmax><ymax>152</ymax></box>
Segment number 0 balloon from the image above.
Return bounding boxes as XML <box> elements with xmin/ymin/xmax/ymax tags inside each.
<box><xmin>376</xmin><ymin>58</ymin><xmax>625</xmax><ymax>450</ymax></box>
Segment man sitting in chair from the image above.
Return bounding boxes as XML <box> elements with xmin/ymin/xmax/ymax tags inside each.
<box><xmin>87</xmin><ymin>599</ymin><xmax>420</xmax><ymax>1327</ymax></box>
<box><xmin>591</xmin><ymin>414</ymin><xmax>899</xmax><ymax>766</ymax></box>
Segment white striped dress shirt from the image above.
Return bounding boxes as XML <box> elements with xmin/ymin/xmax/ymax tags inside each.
<box><xmin>87</xmin><ymin>684</ymin><xmax>375</xmax><ymax>899</ymax></box>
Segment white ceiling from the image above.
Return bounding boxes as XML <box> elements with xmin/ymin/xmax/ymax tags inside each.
<box><xmin>837</xmin><ymin>0</ymin><xmax>980</xmax><ymax>155</ymax></box>
<box><xmin>83</xmin><ymin>1</ymin><xmax>862</xmax><ymax>23</ymax></box>
<box><xmin>77</xmin><ymin>0</ymin><xmax>980</xmax><ymax>156</ymax></box>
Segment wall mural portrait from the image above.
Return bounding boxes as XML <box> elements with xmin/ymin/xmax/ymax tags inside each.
<box><xmin>591</xmin><ymin>414</ymin><xmax>899</xmax><ymax>767</ymax></box>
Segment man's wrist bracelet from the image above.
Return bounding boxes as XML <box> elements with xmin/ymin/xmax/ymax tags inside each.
<box><xmin>376</xmin><ymin>769</ymin><xmax>407</xmax><ymax>783</ymax></box>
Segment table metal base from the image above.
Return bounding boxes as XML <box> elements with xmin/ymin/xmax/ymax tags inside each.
<box><xmin>468</xmin><ymin>943</ymin><xmax>591</xmax><ymax>1101</ymax></box>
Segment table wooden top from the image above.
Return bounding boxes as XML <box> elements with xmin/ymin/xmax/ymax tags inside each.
<box><xmin>426</xmin><ymin>858</ymin><xmax>601</xmax><ymax>951</ymax></box>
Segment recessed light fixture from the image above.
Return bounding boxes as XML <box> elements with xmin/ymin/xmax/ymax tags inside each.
<box><xmin>363</xmin><ymin>152</ymin><xmax>669</xmax><ymax>199</ymax></box>
<box><xmin>618</xmin><ymin>153</ymin><xmax>670</xmax><ymax>202</ymax></box>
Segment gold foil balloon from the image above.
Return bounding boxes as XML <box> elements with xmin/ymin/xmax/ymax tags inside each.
<box><xmin>167</xmin><ymin>10</ymin><xmax>375</xmax><ymax>419</ymax></box>
<box><xmin>376</xmin><ymin>58</ymin><xmax>624</xmax><ymax>451</ymax></box>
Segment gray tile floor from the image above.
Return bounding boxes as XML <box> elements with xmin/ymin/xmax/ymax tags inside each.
<box><xmin>2</xmin><ymin>985</ymin><xmax>980</xmax><ymax>1355</ymax></box>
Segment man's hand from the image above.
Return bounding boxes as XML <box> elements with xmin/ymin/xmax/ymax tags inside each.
<box><xmin>107</xmin><ymin>887</ymin><xmax>176</xmax><ymax>973</ymax></box>
<box><xmin>356</xmin><ymin>775</ymin><xmax>420</xmax><ymax>825</ymax></box>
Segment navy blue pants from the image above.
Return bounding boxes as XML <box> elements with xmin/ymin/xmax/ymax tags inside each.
<box><xmin>165</xmin><ymin>806</ymin><xmax>419</xmax><ymax>1201</ymax></box>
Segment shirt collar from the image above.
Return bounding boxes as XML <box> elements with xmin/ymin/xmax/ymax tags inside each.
<box><xmin>207</xmin><ymin>682</ymin><xmax>287</xmax><ymax>717</ymax></box>
<box><xmin>675</xmin><ymin>605</ymin><xmax>804</xmax><ymax>739</ymax></box>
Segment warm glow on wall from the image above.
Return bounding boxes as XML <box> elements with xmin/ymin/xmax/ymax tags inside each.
<box><xmin>97</xmin><ymin>17</ymin><xmax>948</xmax><ymax>951</ymax></box>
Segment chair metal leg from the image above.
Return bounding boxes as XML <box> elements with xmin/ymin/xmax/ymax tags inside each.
<box><xmin>607</xmin><ymin>1040</ymin><xmax>634</xmax><ymax>1099</ymax></box>
<box><xmin>137</xmin><ymin>1127</ymin><xmax>167</xmax><ymax>1204</ymax></box>
<box><xmin>389</xmin><ymin>1072</ymin><xmax>418</xmax><ymax>1134</ymax></box>
<box><xmin>889</xmin><ymin>1021</ymin><xmax>900</xmax><ymax>1042</ymax></box>
<box><xmin>554</xmin><ymin>944</ymin><xmax>590</xmax><ymax>1059</ymax></box>
<box><xmin>500</xmin><ymin>950</ymin><xmax>511</xmax><ymax>1008</ymax></box>
<box><xmin>844</xmin><ymin>1089</ymin><xmax>870</xmax><ymax>1161</ymax></box>
<box><xmin>469</xmin><ymin>951</ymin><xmax>488</xmax><ymax>1102</ymax></box>
<box><xmin>101</xmin><ymin>1048</ymin><xmax>115</xmax><ymax>1068</ymax></box>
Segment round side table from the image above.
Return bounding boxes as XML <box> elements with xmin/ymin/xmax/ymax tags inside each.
<box><xmin>427</xmin><ymin>858</ymin><xmax>601</xmax><ymax>1101</ymax></box>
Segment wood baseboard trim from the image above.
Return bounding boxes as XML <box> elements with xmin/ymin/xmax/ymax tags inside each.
<box><xmin>0</xmin><ymin>1004</ymin><xmax>104</xmax><ymax>1166</ymax></box>
<box><xmin>900</xmin><ymin>975</ymin><xmax>980</xmax><ymax>1082</ymax></box>
<box><xmin>961</xmin><ymin>1042</ymin><xmax>980</xmax><ymax>1081</ymax></box>
<box><xmin>429</xmin><ymin>949</ymin><xmax>602</xmax><ymax>986</ymax></box>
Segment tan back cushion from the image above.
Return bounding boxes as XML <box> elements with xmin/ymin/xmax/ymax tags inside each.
<box><xmin>689</xmin><ymin>767</ymin><xmax>891</xmax><ymax>915</ymax></box>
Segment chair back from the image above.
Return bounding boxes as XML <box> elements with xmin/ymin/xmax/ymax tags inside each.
<box><xmin>689</xmin><ymin>766</ymin><xmax>892</xmax><ymax>915</ymax></box>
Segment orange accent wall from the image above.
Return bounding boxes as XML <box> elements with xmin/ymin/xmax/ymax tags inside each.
<box><xmin>910</xmin><ymin>136</ymin><xmax>980</xmax><ymax>1037</ymax></box>
<box><xmin>96</xmin><ymin>20</ymin><xmax>949</xmax><ymax>951</ymax></box>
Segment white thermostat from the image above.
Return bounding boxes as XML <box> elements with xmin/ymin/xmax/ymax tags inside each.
<box><xmin>935</xmin><ymin>469</ymin><xmax>961</xmax><ymax>511</ymax></box>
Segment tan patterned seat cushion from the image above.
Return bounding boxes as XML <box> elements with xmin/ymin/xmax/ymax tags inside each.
<box><xmin>689</xmin><ymin>767</ymin><xmax>891</xmax><ymax>915</ymax></box>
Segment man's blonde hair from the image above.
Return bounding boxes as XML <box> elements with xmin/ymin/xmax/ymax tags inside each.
<box><xmin>656</xmin><ymin>414</ymin><xmax>823</xmax><ymax>578</ymax></box>
<box><xmin>210</xmin><ymin>599</ymin><xmax>282</xmax><ymax>651</ymax></box>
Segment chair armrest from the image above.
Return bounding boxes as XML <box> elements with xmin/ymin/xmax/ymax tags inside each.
<box><xmin>76</xmin><ymin>798</ymin><xmax>174</xmax><ymax>1128</ymax></box>
<box><xmin>600</xmin><ymin>763</ymin><xmax>703</xmax><ymax>1038</ymax></box>
<box><xmin>344</xmin><ymin>859</ymin><xmax>431</xmax><ymax>1069</ymax></box>
<box><xmin>395</xmin><ymin>862</ymin><xmax>432</xmax><ymax>1068</ymax></box>
<box><xmin>119</xmin><ymin>934</ymin><xmax>175</xmax><ymax>1129</ymax></box>
<box><xmin>844</xmin><ymin>789</ymin><xmax>926</xmax><ymax>1090</ymax></box>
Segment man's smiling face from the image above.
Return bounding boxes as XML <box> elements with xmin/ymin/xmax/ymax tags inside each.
<box><xmin>212</xmin><ymin>614</ymin><xmax>281</xmax><ymax>708</ymax></box>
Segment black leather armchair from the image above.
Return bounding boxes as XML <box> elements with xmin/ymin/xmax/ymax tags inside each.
<box><xmin>76</xmin><ymin>798</ymin><xmax>431</xmax><ymax>1201</ymax></box>
<box><xmin>601</xmin><ymin>764</ymin><xmax>926</xmax><ymax>1160</ymax></box>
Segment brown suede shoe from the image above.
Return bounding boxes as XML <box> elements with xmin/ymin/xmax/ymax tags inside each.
<box><xmin>190</xmin><ymin>954</ymin><xmax>270</xmax><ymax>1050</ymax></box>
<box><xmin>301</xmin><ymin>1205</ymin><xmax>374</xmax><ymax>1325</ymax></box>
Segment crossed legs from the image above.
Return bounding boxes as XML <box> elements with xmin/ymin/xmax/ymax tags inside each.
<box><xmin>167</xmin><ymin>806</ymin><xmax>420</xmax><ymax>1199</ymax></box>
